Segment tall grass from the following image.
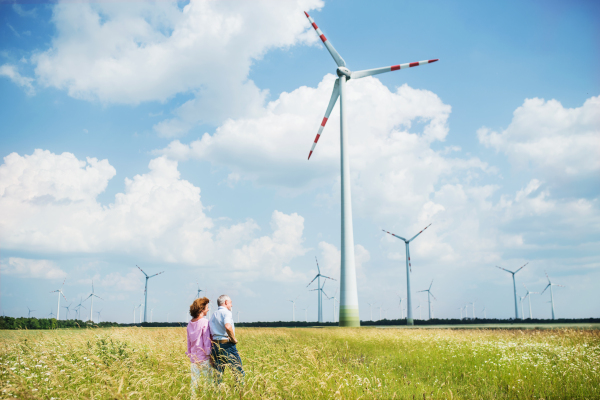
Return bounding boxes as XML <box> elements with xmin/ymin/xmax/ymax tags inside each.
<box><xmin>1</xmin><ymin>327</ymin><xmax>598</xmax><ymax>399</ymax></box>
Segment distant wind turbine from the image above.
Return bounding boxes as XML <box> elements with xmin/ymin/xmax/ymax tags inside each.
<box><xmin>288</xmin><ymin>296</ymin><xmax>299</xmax><ymax>322</ymax></box>
<box><xmin>74</xmin><ymin>297</ymin><xmax>86</xmax><ymax>321</ymax></box>
<box><xmin>519</xmin><ymin>295</ymin><xmax>526</xmax><ymax>320</ymax></box>
<box><xmin>383</xmin><ymin>224</ymin><xmax>432</xmax><ymax>325</ymax></box>
<box><xmin>62</xmin><ymin>303</ymin><xmax>72</xmax><ymax>320</ymax></box>
<box><xmin>137</xmin><ymin>266</ymin><xmax>164</xmax><ymax>323</ymax></box>
<box><xmin>496</xmin><ymin>263</ymin><xmax>528</xmax><ymax>319</ymax></box>
<box><xmin>196</xmin><ymin>282</ymin><xmax>203</xmax><ymax>299</ymax></box>
<box><xmin>458</xmin><ymin>307</ymin><xmax>463</xmax><ymax>320</ymax></box>
<box><xmin>482</xmin><ymin>306</ymin><xmax>487</xmax><ymax>319</ymax></box>
<box><xmin>417</xmin><ymin>280</ymin><xmax>436</xmax><ymax>320</ymax></box>
<box><xmin>523</xmin><ymin>284</ymin><xmax>538</xmax><ymax>319</ymax></box>
<box><xmin>367</xmin><ymin>302</ymin><xmax>374</xmax><ymax>321</ymax></box>
<box><xmin>304</xmin><ymin>10</ymin><xmax>439</xmax><ymax>326</ymax></box>
<box><xmin>48</xmin><ymin>309</ymin><xmax>55</xmax><ymax>319</ymax></box>
<box><xmin>50</xmin><ymin>278</ymin><xmax>67</xmax><ymax>320</ymax></box>
<box><xmin>97</xmin><ymin>309</ymin><xmax>102</xmax><ymax>324</ymax></box>
<box><xmin>398</xmin><ymin>296</ymin><xmax>406</xmax><ymax>319</ymax></box>
<box><xmin>541</xmin><ymin>271</ymin><xmax>564</xmax><ymax>320</ymax></box>
<box><xmin>84</xmin><ymin>280</ymin><xmax>103</xmax><ymax>323</ymax></box>
<box><xmin>27</xmin><ymin>307</ymin><xmax>36</xmax><ymax>318</ymax></box>
<box><xmin>307</xmin><ymin>257</ymin><xmax>335</xmax><ymax>323</ymax></box>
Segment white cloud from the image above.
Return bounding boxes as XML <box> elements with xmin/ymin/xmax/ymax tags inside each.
<box><xmin>1</xmin><ymin>257</ymin><xmax>67</xmax><ymax>280</ymax></box>
<box><xmin>0</xmin><ymin>150</ymin><xmax>308</xmax><ymax>280</ymax></box>
<box><xmin>478</xmin><ymin>96</ymin><xmax>600</xmax><ymax>177</ymax></box>
<box><xmin>0</xmin><ymin>64</ymin><xmax>35</xmax><ymax>95</ymax></box>
<box><xmin>316</xmin><ymin>241</ymin><xmax>370</xmax><ymax>282</ymax></box>
<box><xmin>33</xmin><ymin>0</ymin><xmax>324</xmax><ymax>134</ymax></box>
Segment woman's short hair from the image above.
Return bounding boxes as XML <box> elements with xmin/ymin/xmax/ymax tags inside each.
<box><xmin>190</xmin><ymin>297</ymin><xmax>210</xmax><ymax>319</ymax></box>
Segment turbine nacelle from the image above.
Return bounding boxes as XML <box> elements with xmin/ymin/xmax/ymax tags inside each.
<box><xmin>336</xmin><ymin>67</ymin><xmax>351</xmax><ymax>79</ymax></box>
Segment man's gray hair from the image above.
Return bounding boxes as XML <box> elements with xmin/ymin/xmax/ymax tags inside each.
<box><xmin>217</xmin><ymin>295</ymin><xmax>231</xmax><ymax>306</ymax></box>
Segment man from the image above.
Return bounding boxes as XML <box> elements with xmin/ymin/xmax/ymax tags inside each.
<box><xmin>209</xmin><ymin>294</ymin><xmax>244</xmax><ymax>384</ymax></box>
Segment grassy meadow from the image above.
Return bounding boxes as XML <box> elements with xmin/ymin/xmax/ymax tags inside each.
<box><xmin>1</xmin><ymin>327</ymin><xmax>598</xmax><ymax>399</ymax></box>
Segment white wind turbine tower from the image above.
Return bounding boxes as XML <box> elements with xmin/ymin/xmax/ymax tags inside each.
<box><xmin>303</xmin><ymin>307</ymin><xmax>309</xmax><ymax>323</ymax></box>
<box><xmin>367</xmin><ymin>303</ymin><xmax>374</xmax><ymax>321</ymax></box>
<box><xmin>463</xmin><ymin>304</ymin><xmax>469</xmax><ymax>319</ymax></box>
<box><xmin>330</xmin><ymin>290</ymin><xmax>339</xmax><ymax>323</ymax></box>
<box><xmin>417</xmin><ymin>280</ymin><xmax>436</xmax><ymax>320</ymax></box>
<box><xmin>307</xmin><ymin>257</ymin><xmax>335</xmax><ymax>323</ymax></box>
<box><xmin>377</xmin><ymin>305</ymin><xmax>382</xmax><ymax>321</ymax></box>
<box><xmin>74</xmin><ymin>297</ymin><xmax>86</xmax><ymax>321</ymax></box>
<box><xmin>84</xmin><ymin>281</ymin><xmax>103</xmax><ymax>323</ymax></box>
<box><xmin>195</xmin><ymin>282</ymin><xmax>203</xmax><ymax>299</ymax></box>
<box><xmin>50</xmin><ymin>278</ymin><xmax>67</xmax><ymax>320</ymax></box>
<box><xmin>398</xmin><ymin>296</ymin><xmax>406</xmax><ymax>319</ymax></box>
<box><xmin>97</xmin><ymin>309</ymin><xmax>102</xmax><ymax>324</ymax></box>
<box><xmin>288</xmin><ymin>296</ymin><xmax>299</xmax><ymax>322</ymax></box>
<box><xmin>137</xmin><ymin>266</ymin><xmax>164</xmax><ymax>323</ymax></box>
<box><xmin>495</xmin><ymin>263</ymin><xmax>528</xmax><ymax>319</ymax></box>
<box><xmin>237</xmin><ymin>311</ymin><xmax>242</xmax><ymax>323</ymax></box>
<box><xmin>541</xmin><ymin>271</ymin><xmax>564</xmax><ymax>320</ymax></box>
<box><xmin>458</xmin><ymin>307</ymin><xmax>463</xmax><ymax>320</ymax></box>
<box><xmin>304</xmin><ymin>11</ymin><xmax>438</xmax><ymax>326</ymax></box>
<box><xmin>383</xmin><ymin>224</ymin><xmax>432</xmax><ymax>325</ymax></box>
<box><xmin>523</xmin><ymin>284</ymin><xmax>538</xmax><ymax>319</ymax></box>
<box><xmin>27</xmin><ymin>307</ymin><xmax>35</xmax><ymax>318</ymax></box>
<box><xmin>48</xmin><ymin>309</ymin><xmax>56</xmax><ymax>319</ymax></box>
<box><xmin>471</xmin><ymin>300</ymin><xmax>477</xmax><ymax>319</ymax></box>
<box><xmin>482</xmin><ymin>306</ymin><xmax>487</xmax><ymax>319</ymax></box>
<box><xmin>519</xmin><ymin>295</ymin><xmax>526</xmax><ymax>320</ymax></box>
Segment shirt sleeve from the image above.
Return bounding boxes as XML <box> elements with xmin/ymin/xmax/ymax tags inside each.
<box><xmin>201</xmin><ymin>322</ymin><xmax>212</xmax><ymax>356</ymax></box>
<box><xmin>186</xmin><ymin>326</ymin><xmax>191</xmax><ymax>356</ymax></box>
<box><xmin>223</xmin><ymin>311</ymin><xmax>234</xmax><ymax>326</ymax></box>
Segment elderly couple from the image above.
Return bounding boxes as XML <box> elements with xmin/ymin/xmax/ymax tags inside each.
<box><xmin>185</xmin><ymin>295</ymin><xmax>244</xmax><ymax>394</ymax></box>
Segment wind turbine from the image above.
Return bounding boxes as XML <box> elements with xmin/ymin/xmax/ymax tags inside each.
<box><xmin>417</xmin><ymin>280</ymin><xmax>436</xmax><ymax>320</ymax></box>
<box><xmin>237</xmin><ymin>311</ymin><xmax>242</xmax><ymax>323</ymax></box>
<box><xmin>97</xmin><ymin>309</ymin><xmax>102</xmax><ymax>324</ymax></box>
<box><xmin>50</xmin><ymin>278</ymin><xmax>67</xmax><ymax>320</ymax></box>
<box><xmin>27</xmin><ymin>307</ymin><xmax>35</xmax><ymax>318</ymax></box>
<box><xmin>458</xmin><ymin>307</ymin><xmax>463</xmax><ymax>320</ymax></box>
<box><xmin>288</xmin><ymin>296</ymin><xmax>299</xmax><ymax>322</ymax></box>
<box><xmin>304</xmin><ymin>11</ymin><xmax>438</xmax><ymax>326</ymax></box>
<box><xmin>138</xmin><ymin>303</ymin><xmax>143</xmax><ymax>323</ymax></box>
<box><xmin>307</xmin><ymin>257</ymin><xmax>335</xmax><ymax>323</ymax></box>
<box><xmin>367</xmin><ymin>302</ymin><xmax>374</xmax><ymax>321</ymax></box>
<box><xmin>74</xmin><ymin>297</ymin><xmax>86</xmax><ymax>321</ymax></box>
<box><xmin>84</xmin><ymin>280</ymin><xmax>103</xmax><ymax>323</ymax></box>
<box><xmin>415</xmin><ymin>301</ymin><xmax>422</xmax><ymax>320</ymax></box>
<box><xmin>398</xmin><ymin>296</ymin><xmax>406</xmax><ymax>319</ymax></box>
<box><xmin>62</xmin><ymin>303</ymin><xmax>72</xmax><ymax>320</ymax></box>
<box><xmin>541</xmin><ymin>271</ymin><xmax>564</xmax><ymax>320</ymax></box>
<box><xmin>383</xmin><ymin>224</ymin><xmax>432</xmax><ymax>325</ymax></box>
<box><xmin>495</xmin><ymin>263</ymin><xmax>528</xmax><ymax>319</ymax></box>
<box><xmin>519</xmin><ymin>295</ymin><xmax>526</xmax><ymax>320</ymax></box>
<box><xmin>523</xmin><ymin>284</ymin><xmax>538</xmax><ymax>319</ymax></box>
<box><xmin>195</xmin><ymin>282</ymin><xmax>203</xmax><ymax>299</ymax></box>
<box><xmin>303</xmin><ymin>307</ymin><xmax>309</xmax><ymax>323</ymax></box>
<box><xmin>137</xmin><ymin>266</ymin><xmax>164</xmax><ymax>323</ymax></box>
<box><xmin>463</xmin><ymin>304</ymin><xmax>469</xmax><ymax>319</ymax></box>
<box><xmin>482</xmin><ymin>306</ymin><xmax>487</xmax><ymax>319</ymax></box>
<box><xmin>471</xmin><ymin>300</ymin><xmax>477</xmax><ymax>319</ymax></box>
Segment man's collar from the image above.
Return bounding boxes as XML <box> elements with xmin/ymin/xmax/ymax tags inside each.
<box><xmin>218</xmin><ymin>306</ymin><xmax>228</xmax><ymax>310</ymax></box>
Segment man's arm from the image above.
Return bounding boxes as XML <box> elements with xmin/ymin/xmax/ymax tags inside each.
<box><xmin>225</xmin><ymin>323</ymin><xmax>237</xmax><ymax>344</ymax></box>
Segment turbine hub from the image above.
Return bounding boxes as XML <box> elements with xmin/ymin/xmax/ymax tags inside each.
<box><xmin>336</xmin><ymin>67</ymin><xmax>351</xmax><ymax>79</ymax></box>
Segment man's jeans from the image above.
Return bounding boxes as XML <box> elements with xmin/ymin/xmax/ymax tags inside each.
<box><xmin>211</xmin><ymin>342</ymin><xmax>245</xmax><ymax>385</ymax></box>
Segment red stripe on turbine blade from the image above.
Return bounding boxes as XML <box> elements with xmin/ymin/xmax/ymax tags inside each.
<box><xmin>409</xmin><ymin>62</ymin><xmax>419</xmax><ymax>67</ymax></box>
<box><xmin>312</xmin><ymin>22</ymin><xmax>318</xmax><ymax>30</ymax></box>
<box><xmin>321</xmin><ymin>117</ymin><xmax>328</xmax><ymax>126</ymax></box>
<box><xmin>391</xmin><ymin>65</ymin><xmax>400</xmax><ymax>71</ymax></box>
<box><xmin>314</xmin><ymin>134</ymin><xmax>321</xmax><ymax>143</ymax></box>
<box><xmin>320</xmin><ymin>34</ymin><xmax>327</xmax><ymax>42</ymax></box>
<box><xmin>304</xmin><ymin>11</ymin><xmax>309</xmax><ymax>17</ymax></box>
<box><xmin>308</xmin><ymin>151</ymin><xmax>313</xmax><ymax>160</ymax></box>
<box><xmin>429</xmin><ymin>59</ymin><xmax>439</xmax><ymax>63</ymax></box>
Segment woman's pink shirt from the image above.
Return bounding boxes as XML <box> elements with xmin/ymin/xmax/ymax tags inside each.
<box><xmin>186</xmin><ymin>318</ymin><xmax>212</xmax><ymax>363</ymax></box>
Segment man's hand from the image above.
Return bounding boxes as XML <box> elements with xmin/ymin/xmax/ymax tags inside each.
<box><xmin>225</xmin><ymin>322</ymin><xmax>237</xmax><ymax>344</ymax></box>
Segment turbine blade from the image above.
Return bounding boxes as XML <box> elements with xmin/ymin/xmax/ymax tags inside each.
<box><xmin>540</xmin><ymin>283</ymin><xmax>551</xmax><ymax>294</ymax></box>
<box><xmin>308</xmin><ymin>79</ymin><xmax>340</xmax><ymax>160</ymax></box>
<box><xmin>545</xmin><ymin>271</ymin><xmax>551</xmax><ymax>283</ymax></box>
<box><xmin>430</xmin><ymin>293</ymin><xmax>437</xmax><ymax>301</ymax></box>
<box><xmin>417</xmin><ymin>290</ymin><xmax>427</xmax><ymax>293</ymax></box>
<box><xmin>408</xmin><ymin>223</ymin><xmax>432</xmax><ymax>242</ymax></box>
<box><xmin>495</xmin><ymin>265</ymin><xmax>512</xmax><ymax>274</ymax></box>
<box><xmin>137</xmin><ymin>265</ymin><xmax>148</xmax><ymax>277</ymax></box>
<box><xmin>429</xmin><ymin>279</ymin><xmax>434</xmax><ymax>291</ymax></box>
<box><xmin>514</xmin><ymin>262</ymin><xmax>528</xmax><ymax>274</ymax></box>
<box><xmin>321</xmin><ymin>274</ymin><xmax>336</xmax><ymax>281</ymax></box>
<box><xmin>149</xmin><ymin>271</ymin><xmax>164</xmax><ymax>278</ymax></box>
<box><xmin>351</xmin><ymin>59</ymin><xmax>439</xmax><ymax>79</ymax></box>
<box><xmin>307</xmin><ymin>275</ymin><xmax>319</xmax><ymax>287</ymax></box>
<box><xmin>304</xmin><ymin>12</ymin><xmax>346</xmax><ymax>67</ymax></box>
<box><xmin>554</xmin><ymin>284</ymin><xmax>565</xmax><ymax>288</ymax></box>
<box><xmin>382</xmin><ymin>229</ymin><xmax>407</xmax><ymax>241</ymax></box>
<box><xmin>315</xmin><ymin>256</ymin><xmax>321</xmax><ymax>274</ymax></box>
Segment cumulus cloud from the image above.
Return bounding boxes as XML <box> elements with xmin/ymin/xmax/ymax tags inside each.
<box><xmin>0</xmin><ymin>150</ymin><xmax>308</xmax><ymax>280</ymax></box>
<box><xmin>33</xmin><ymin>0</ymin><xmax>323</xmax><ymax>135</ymax></box>
<box><xmin>1</xmin><ymin>257</ymin><xmax>67</xmax><ymax>280</ymax></box>
<box><xmin>478</xmin><ymin>96</ymin><xmax>600</xmax><ymax>177</ymax></box>
<box><xmin>316</xmin><ymin>241</ymin><xmax>370</xmax><ymax>281</ymax></box>
<box><xmin>0</xmin><ymin>64</ymin><xmax>35</xmax><ymax>95</ymax></box>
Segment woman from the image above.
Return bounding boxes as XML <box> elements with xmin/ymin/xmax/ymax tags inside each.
<box><xmin>186</xmin><ymin>297</ymin><xmax>213</xmax><ymax>395</ymax></box>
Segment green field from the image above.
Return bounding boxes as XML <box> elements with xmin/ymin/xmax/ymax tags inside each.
<box><xmin>1</xmin><ymin>327</ymin><xmax>598</xmax><ymax>399</ymax></box>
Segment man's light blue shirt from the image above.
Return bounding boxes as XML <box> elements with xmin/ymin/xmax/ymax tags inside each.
<box><xmin>209</xmin><ymin>306</ymin><xmax>234</xmax><ymax>341</ymax></box>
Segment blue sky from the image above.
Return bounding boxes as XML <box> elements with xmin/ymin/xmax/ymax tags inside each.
<box><xmin>1</xmin><ymin>0</ymin><xmax>598</xmax><ymax>323</ymax></box>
